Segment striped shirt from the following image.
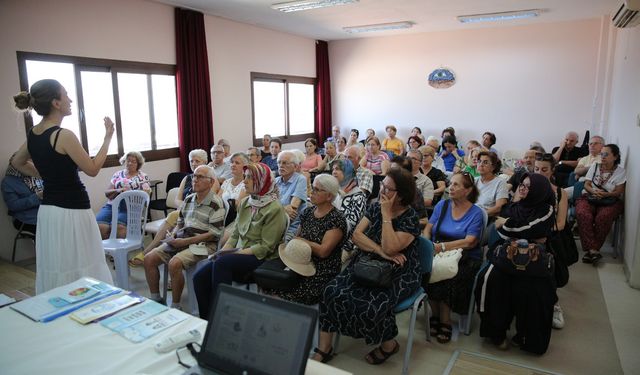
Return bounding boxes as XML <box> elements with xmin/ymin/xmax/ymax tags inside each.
<box><xmin>177</xmin><ymin>191</ymin><xmax>225</xmax><ymax>242</ymax></box>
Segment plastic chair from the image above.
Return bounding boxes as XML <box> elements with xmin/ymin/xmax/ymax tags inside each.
<box><xmin>149</xmin><ymin>172</ymin><xmax>187</xmax><ymax>218</ymax></box>
<box><xmin>102</xmin><ymin>190</ymin><xmax>150</xmax><ymax>290</ymax></box>
<box><xmin>144</xmin><ymin>187</ymin><xmax>180</xmax><ymax>236</ymax></box>
<box><xmin>335</xmin><ymin>236</ymin><xmax>434</xmax><ymax>375</ymax></box>
<box><xmin>11</xmin><ymin>218</ymin><xmax>36</xmax><ymax>263</ymax></box>
<box><xmin>501</xmin><ymin>149</ymin><xmax>525</xmax><ymax>171</ymax></box>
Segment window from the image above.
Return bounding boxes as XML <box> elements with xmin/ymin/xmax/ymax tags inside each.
<box><xmin>17</xmin><ymin>52</ymin><xmax>179</xmax><ymax>166</ymax></box>
<box><xmin>250</xmin><ymin>72</ymin><xmax>315</xmax><ymax>145</ymax></box>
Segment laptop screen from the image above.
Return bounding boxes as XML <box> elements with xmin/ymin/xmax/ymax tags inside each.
<box><xmin>199</xmin><ymin>285</ymin><xmax>317</xmax><ymax>375</ymax></box>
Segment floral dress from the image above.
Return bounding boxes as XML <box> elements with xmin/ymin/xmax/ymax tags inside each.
<box><xmin>270</xmin><ymin>206</ymin><xmax>347</xmax><ymax>305</ymax></box>
<box><xmin>319</xmin><ymin>203</ymin><xmax>420</xmax><ymax>344</ymax></box>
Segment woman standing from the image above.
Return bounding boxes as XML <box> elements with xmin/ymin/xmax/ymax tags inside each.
<box><xmin>423</xmin><ymin>172</ymin><xmax>484</xmax><ymax>344</ymax></box>
<box><xmin>12</xmin><ymin>79</ymin><xmax>114</xmax><ymax>293</ymax></box>
<box><xmin>95</xmin><ymin>151</ymin><xmax>151</xmax><ymax>239</ymax></box>
<box><xmin>362</xmin><ymin>136</ymin><xmax>390</xmax><ymax>175</ymax></box>
<box><xmin>575</xmin><ymin>144</ymin><xmax>626</xmax><ymax>263</ymax></box>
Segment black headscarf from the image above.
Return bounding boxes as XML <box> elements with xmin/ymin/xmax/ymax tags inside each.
<box><xmin>498</xmin><ymin>173</ymin><xmax>555</xmax><ymax>240</ymax></box>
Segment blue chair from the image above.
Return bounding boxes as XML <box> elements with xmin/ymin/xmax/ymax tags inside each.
<box><xmin>459</xmin><ymin>205</ymin><xmax>488</xmax><ymax>335</ymax></box>
<box><xmin>334</xmin><ymin>236</ymin><xmax>434</xmax><ymax>375</ymax></box>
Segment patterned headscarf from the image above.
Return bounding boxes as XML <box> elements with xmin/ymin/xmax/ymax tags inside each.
<box><xmin>244</xmin><ymin>162</ymin><xmax>278</xmax><ymax>211</ymax></box>
<box><xmin>331</xmin><ymin>159</ymin><xmax>357</xmax><ymax>193</ymax></box>
<box><xmin>6</xmin><ymin>155</ymin><xmax>44</xmax><ymax>194</ymax></box>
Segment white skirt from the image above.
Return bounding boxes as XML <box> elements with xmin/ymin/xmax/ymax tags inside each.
<box><xmin>35</xmin><ymin>205</ymin><xmax>114</xmax><ymax>294</ymax></box>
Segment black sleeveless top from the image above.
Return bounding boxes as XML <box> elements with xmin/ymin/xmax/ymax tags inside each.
<box><xmin>27</xmin><ymin>126</ymin><xmax>90</xmax><ymax>209</ymax></box>
<box><xmin>183</xmin><ymin>174</ymin><xmax>194</xmax><ymax>199</ymax></box>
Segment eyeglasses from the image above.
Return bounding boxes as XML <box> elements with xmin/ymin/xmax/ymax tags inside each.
<box><xmin>589</xmin><ymin>142</ymin><xmax>602</xmax><ymax>146</ymax></box>
<box><xmin>477</xmin><ymin>160</ymin><xmax>492</xmax><ymax>166</ymax></box>
<box><xmin>535</xmin><ymin>153</ymin><xmax>555</xmax><ymax>162</ymax></box>
<box><xmin>193</xmin><ymin>174</ymin><xmax>212</xmax><ymax>180</ymax></box>
<box><xmin>518</xmin><ymin>183</ymin><xmax>531</xmax><ymax>191</ymax></box>
<box><xmin>211</xmin><ymin>151</ymin><xmax>224</xmax><ymax>154</ymax></box>
<box><xmin>422</xmin><ymin>153</ymin><xmax>433</xmax><ymax>158</ymax></box>
<box><xmin>380</xmin><ymin>182</ymin><xmax>396</xmax><ymax>193</ymax></box>
<box><xmin>277</xmin><ymin>160</ymin><xmax>293</xmax><ymax>166</ymax></box>
<box><xmin>600</xmin><ymin>152</ymin><xmax>609</xmax><ymax>157</ymax></box>
<box><xmin>311</xmin><ymin>186</ymin><xmax>327</xmax><ymax>194</ymax></box>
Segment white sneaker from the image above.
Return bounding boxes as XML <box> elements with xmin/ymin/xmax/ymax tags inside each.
<box><xmin>553</xmin><ymin>304</ymin><xmax>565</xmax><ymax>329</ymax></box>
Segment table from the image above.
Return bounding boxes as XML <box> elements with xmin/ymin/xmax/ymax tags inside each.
<box><xmin>0</xmin><ymin>305</ymin><xmax>350</xmax><ymax>375</ymax></box>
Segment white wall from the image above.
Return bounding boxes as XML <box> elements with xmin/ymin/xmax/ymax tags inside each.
<box><xmin>605</xmin><ymin>24</ymin><xmax>640</xmax><ymax>287</ymax></box>
<box><xmin>328</xmin><ymin>19</ymin><xmax>602</xmax><ymax>152</ymax></box>
<box><xmin>0</xmin><ymin>0</ymin><xmax>315</xmax><ymax>261</ymax></box>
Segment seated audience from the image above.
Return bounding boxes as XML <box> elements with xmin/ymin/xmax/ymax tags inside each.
<box><xmin>336</xmin><ymin>136</ymin><xmax>348</xmax><ymax>154</ymax></box>
<box><xmin>475</xmin><ymin>151</ymin><xmax>508</xmax><ymax>218</ymax></box>
<box><xmin>439</xmin><ymin>135</ymin><xmax>465</xmax><ymax>173</ymax></box>
<box><xmin>95</xmin><ymin>151</ymin><xmax>151</xmax><ymax>239</ymax></box>
<box><xmin>331</xmin><ymin>159</ymin><xmax>367</xmax><ymax>257</ymax></box>
<box><xmin>482</xmin><ymin>131</ymin><xmax>498</xmax><ymax>155</ymax></box>
<box><xmin>260</xmin><ymin>134</ymin><xmax>271</xmax><ymax>160</ymax></box>
<box><xmin>505</xmin><ymin>147</ymin><xmax>539</xmax><ymax>193</ymax></box>
<box><xmin>301</xmin><ymin>138</ymin><xmax>323</xmax><ymax>173</ymax></box>
<box><xmin>478</xmin><ymin>173</ymin><xmax>556</xmax><ymax>354</ymax></box>
<box><xmin>407</xmin><ymin>150</ymin><xmax>434</xmax><ymax>208</ymax></box>
<box><xmin>2</xmin><ymin>155</ymin><xmax>43</xmax><ymax>231</ymax></box>
<box><xmin>463</xmin><ymin>140</ymin><xmax>482</xmax><ymax>165</ymax></box>
<box><xmin>316</xmin><ymin>140</ymin><xmax>344</xmax><ymax>172</ymax></box>
<box><xmin>218</xmin><ymin>152</ymin><xmax>249</xmax><ymax>243</ymax></box>
<box><xmin>362</xmin><ymin>136</ymin><xmax>390</xmax><ymax>175</ymax></box>
<box><xmin>426</xmin><ymin>136</ymin><xmax>446</xmax><ymax>172</ymax></box>
<box><xmin>313</xmin><ymin>168</ymin><xmax>420</xmax><ymax>365</ymax></box>
<box><xmin>576</xmin><ymin>144</ymin><xmax>626</xmax><ymax>263</ymax></box>
<box><xmin>262</xmin><ymin>138</ymin><xmax>281</xmax><ymax>172</ymax></box>
<box><xmin>552</xmin><ymin>131</ymin><xmax>588</xmax><ymax>187</ymax></box>
<box><xmin>345</xmin><ymin>145</ymin><xmax>374</xmax><ymax>197</ymax></box>
<box><xmin>276</xmin><ymin>151</ymin><xmax>307</xmax><ymax>241</ymax></box>
<box><xmin>410</xmin><ymin>126</ymin><xmax>426</xmax><ymax>144</ymax></box>
<box><xmin>360</xmin><ymin>128</ymin><xmax>376</xmax><ymax>146</ymax></box>
<box><xmin>382</xmin><ymin>125</ymin><xmax>404</xmax><ymax>157</ymax></box>
<box><xmin>217</xmin><ymin>138</ymin><xmax>232</xmax><ymax>162</ymax></box>
<box><xmin>347</xmin><ymin>129</ymin><xmax>361</xmax><ymax>148</ymax></box>
<box><xmin>440</xmin><ymin>126</ymin><xmax>458</xmax><ymax>152</ymax></box>
<box><xmin>534</xmin><ymin>153</ymin><xmax>569</xmax><ymax>329</ymax></box>
<box><xmin>264</xmin><ymin>174</ymin><xmax>347</xmax><ymax>305</ymax></box>
<box><xmin>574</xmin><ymin>135</ymin><xmax>604</xmax><ymax>182</ymax></box>
<box><xmin>246</xmin><ymin>146</ymin><xmax>261</xmax><ymax>163</ymax></box>
<box><xmin>208</xmin><ymin>145</ymin><xmax>232</xmax><ymax>184</ymax></box>
<box><xmin>326</xmin><ymin>125</ymin><xmax>341</xmax><ymax>144</ymax></box>
<box><xmin>406</xmin><ymin>135</ymin><xmax>424</xmax><ymax>153</ymax></box>
<box><xmin>193</xmin><ymin>162</ymin><xmax>287</xmax><ymax>318</ymax></box>
<box><xmin>456</xmin><ymin>146</ymin><xmax>481</xmax><ymax>178</ymax></box>
<box><xmin>419</xmin><ymin>145</ymin><xmax>447</xmax><ymax>204</ymax></box>
<box><xmin>423</xmin><ymin>172</ymin><xmax>483</xmax><ymax>344</ymax></box>
<box><xmin>143</xmin><ymin>165</ymin><xmax>225</xmax><ymax>309</ymax></box>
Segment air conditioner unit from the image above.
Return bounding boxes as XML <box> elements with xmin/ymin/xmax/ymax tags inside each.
<box><xmin>612</xmin><ymin>0</ymin><xmax>640</xmax><ymax>28</ymax></box>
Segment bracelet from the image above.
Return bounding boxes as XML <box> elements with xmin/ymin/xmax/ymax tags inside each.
<box><xmin>383</xmin><ymin>220</ymin><xmax>392</xmax><ymax>224</ymax></box>
<box><xmin>441</xmin><ymin>242</ymin><xmax>446</xmax><ymax>252</ymax></box>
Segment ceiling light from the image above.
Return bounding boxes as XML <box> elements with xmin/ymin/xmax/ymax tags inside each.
<box><xmin>271</xmin><ymin>0</ymin><xmax>358</xmax><ymax>13</ymax></box>
<box><xmin>343</xmin><ymin>21</ymin><xmax>414</xmax><ymax>33</ymax></box>
<box><xmin>457</xmin><ymin>9</ymin><xmax>541</xmax><ymax>24</ymax></box>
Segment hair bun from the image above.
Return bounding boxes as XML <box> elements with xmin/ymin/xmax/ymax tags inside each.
<box><xmin>13</xmin><ymin>91</ymin><xmax>32</xmax><ymax>111</ymax></box>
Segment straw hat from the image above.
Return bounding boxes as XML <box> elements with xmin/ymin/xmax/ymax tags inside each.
<box><xmin>278</xmin><ymin>239</ymin><xmax>316</xmax><ymax>277</ymax></box>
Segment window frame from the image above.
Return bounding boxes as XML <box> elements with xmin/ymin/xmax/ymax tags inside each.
<box><xmin>250</xmin><ymin>72</ymin><xmax>316</xmax><ymax>146</ymax></box>
<box><xmin>17</xmin><ymin>51</ymin><xmax>179</xmax><ymax>167</ymax></box>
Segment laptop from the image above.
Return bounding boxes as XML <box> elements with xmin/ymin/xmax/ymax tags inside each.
<box><xmin>184</xmin><ymin>284</ymin><xmax>318</xmax><ymax>375</ymax></box>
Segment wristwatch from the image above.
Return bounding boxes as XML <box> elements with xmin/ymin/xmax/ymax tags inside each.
<box><xmin>558</xmin><ymin>161</ymin><xmax>563</xmax><ymax>165</ymax></box>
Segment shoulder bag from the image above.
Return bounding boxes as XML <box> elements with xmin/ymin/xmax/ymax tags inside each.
<box><xmin>490</xmin><ymin>239</ymin><xmax>554</xmax><ymax>278</ymax></box>
<box><xmin>429</xmin><ymin>199</ymin><xmax>463</xmax><ymax>283</ymax></box>
<box><xmin>587</xmin><ymin>164</ymin><xmax>620</xmax><ymax>206</ymax></box>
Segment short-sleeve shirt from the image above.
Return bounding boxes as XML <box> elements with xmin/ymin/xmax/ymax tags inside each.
<box><xmin>475</xmin><ymin>176</ymin><xmax>509</xmax><ymax>210</ymax></box>
<box><xmin>219</xmin><ymin>179</ymin><xmax>245</xmax><ymax>202</ymax></box>
<box><xmin>414</xmin><ymin>172</ymin><xmax>434</xmax><ymax>201</ymax></box>
<box><xmin>177</xmin><ymin>191</ymin><xmax>225</xmax><ymax>243</ymax></box>
<box><xmin>107</xmin><ymin>169</ymin><xmax>151</xmax><ymax>204</ymax></box>
<box><xmin>356</xmin><ymin>167</ymin><xmax>374</xmax><ymax>196</ymax></box>
<box><xmin>276</xmin><ymin>173</ymin><xmax>307</xmax><ymax>214</ymax></box>
<box><xmin>429</xmin><ymin>200</ymin><xmax>484</xmax><ymax>259</ymax></box>
<box><xmin>552</xmin><ymin>145</ymin><xmax>588</xmax><ymax>173</ymax></box>
<box><xmin>576</xmin><ymin>154</ymin><xmax>601</xmax><ymax>182</ymax></box>
<box><xmin>585</xmin><ymin>164</ymin><xmax>626</xmax><ymax>193</ymax></box>
<box><xmin>301</xmin><ymin>154</ymin><xmax>323</xmax><ymax>172</ymax></box>
<box><xmin>364</xmin><ymin>152</ymin><xmax>389</xmax><ymax>175</ymax></box>
<box><xmin>382</xmin><ymin>137</ymin><xmax>404</xmax><ymax>157</ymax></box>
<box><xmin>211</xmin><ymin>161</ymin><xmax>232</xmax><ymax>181</ymax></box>
<box><xmin>262</xmin><ymin>155</ymin><xmax>278</xmax><ymax>172</ymax></box>
<box><xmin>439</xmin><ymin>149</ymin><xmax>465</xmax><ymax>172</ymax></box>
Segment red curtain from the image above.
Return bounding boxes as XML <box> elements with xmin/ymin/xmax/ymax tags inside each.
<box><xmin>315</xmin><ymin>40</ymin><xmax>332</xmax><ymax>144</ymax></box>
<box><xmin>175</xmin><ymin>8</ymin><xmax>214</xmax><ymax>172</ymax></box>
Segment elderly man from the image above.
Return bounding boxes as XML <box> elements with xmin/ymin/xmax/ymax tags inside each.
<box><xmin>217</xmin><ymin>139</ymin><xmax>232</xmax><ymax>162</ymax></box>
<box><xmin>262</xmin><ymin>138</ymin><xmax>281</xmax><ymax>172</ymax></box>
<box><xmin>506</xmin><ymin>147</ymin><xmax>539</xmax><ymax>192</ymax></box>
<box><xmin>208</xmin><ymin>145</ymin><xmax>232</xmax><ymax>184</ymax></box>
<box><xmin>143</xmin><ymin>165</ymin><xmax>225</xmax><ymax>309</ymax></box>
<box><xmin>326</xmin><ymin>125</ymin><xmax>341</xmax><ymax>144</ymax></box>
<box><xmin>345</xmin><ymin>145</ymin><xmax>373</xmax><ymax>197</ymax></box>
<box><xmin>275</xmin><ymin>151</ymin><xmax>307</xmax><ymax>241</ymax></box>
<box><xmin>552</xmin><ymin>131</ymin><xmax>588</xmax><ymax>187</ymax></box>
<box><xmin>407</xmin><ymin>150</ymin><xmax>434</xmax><ymax>209</ymax></box>
<box><xmin>247</xmin><ymin>146</ymin><xmax>262</xmax><ymax>163</ymax></box>
<box><xmin>426</xmin><ymin>136</ymin><xmax>446</xmax><ymax>172</ymax></box>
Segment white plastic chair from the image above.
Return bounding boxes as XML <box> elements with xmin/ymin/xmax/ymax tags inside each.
<box><xmin>144</xmin><ymin>187</ymin><xmax>180</xmax><ymax>235</ymax></box>
<box><xmin>102</xmin><ymin>190</ymin><xmax>150</xmax><ymax>290</ymax></box>
<box><xmin>501</xmin><ymin>149</ymin><xmax>526</xmax><ymax>171</ymax></box>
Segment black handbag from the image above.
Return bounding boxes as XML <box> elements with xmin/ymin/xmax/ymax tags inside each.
<box><xmin>353</xmin><ymin>253</ymin><xmax>395</xmax><ymax>288</ymax></box>
<box><xmin>587</xmin><ymin>164</ymin><xmax>620</xmax><ymax>207</ymax></box>
<box><xmin>489</xmin><ymin>240</ymin><xmax>554</xmax><ymax>278</ymax></box>
<box><xmin>253</xmin><ymin>258</ymin><xmax>302</xmax><ymax>291</ymax></box>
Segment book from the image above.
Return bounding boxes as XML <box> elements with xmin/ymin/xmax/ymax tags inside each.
<box><xmin>101</xmin><ymin>299</ymin><xmax>169</xmax><ymax>333</ymax></box>
<box><xmin>10</xmin><ymin>278</ymin><xmax>121</xmax><ymax>322</ymax></box>
<box><xmin>69</xmin><ymin>293</ymin><xmax>145</xmax><ymax>324</ymax></box>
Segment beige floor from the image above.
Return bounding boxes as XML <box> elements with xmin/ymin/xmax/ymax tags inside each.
<box><xmin>8</xmin><ymin>240</ymin><xmax>640</xmax><ymax>375</ymax></box>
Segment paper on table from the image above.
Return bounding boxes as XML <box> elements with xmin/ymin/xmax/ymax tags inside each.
<box><xmin>119</xmin><ymin>309</ymin><xmax>189</xmax><ymax>343</ymax></box>
<box><xmin>70</xmin><ymin>294</ymin><xmax>145</xmax><ymax>324</ymax></box>
<box><xmin>0</xmin><ymin>293</ymin><xmax>16</xmax><ymax>307</ymax></box>
<box><xmin>101</xmin><ymin>299</ymin><xmax>169</xmax><ymax>333</ymax></box>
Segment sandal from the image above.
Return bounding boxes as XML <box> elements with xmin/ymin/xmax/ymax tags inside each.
<box><xmin>437</xmin><ymin>323</ymin><xmax>452</xmax><ymax>344</ymax></box>
<box><xmin>365</xmin><ymin>340</ymin><xmax>399</xmax><ymax>365</ymax></box>
<box><xmin>312</xmin><ymin>347</ymin><xmax>334</xmax><ymax>363</ymax></box>
<box><xmin>582</xmin><ymin>252</ymin><xmax>593</xmax><ymax>264</ymax></box>
<box><xmin>429</xmin><ymin>317</ymin><xmax>440</xmax><ymax>337</ymax></box>
<box><xmin>128</xmin><ymin>251</ymin><xmax>145</xmax><ymax>267</ymax></box>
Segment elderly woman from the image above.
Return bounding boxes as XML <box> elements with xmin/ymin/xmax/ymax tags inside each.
<box><xmin>362</xmin><ymin>136</ymin><xmax>390</xmax><ymax>175</ymax></box>
<box><xmin>336</xmin><ymin>136</ymin><xmax>348</xmax><ymax>154</ymax></box>
<box><xmin>301</xmin><ymin>138</ymin><xmax>323</xmax><ymax>173</ymax></box>
<box><xmin>382</xmin><ymin>125</ymin><xmax>404</xmax><ymax>157</ymax></box>
<box><xmin>423</xmin><ymin>172</ymin><xmax>484</xmax><ymax>344</ymax></box>
<box><xmin>193</xmin><ymin>162</ymin><xmax>287</xmax><ymax>319</ymax></box>
<box><xmin>130</xmin><ymin>149</ymin><xmax>210</xmax><ymax>267</ymax></box>
<box><xmin>426</xmin><ymin>136</ymin><xmax>446</xmax><ymax>172</ymax></box>
<box><xmin>95</xmin><ymin>151</ymin><xmax>151</xmax><ymax>239</ymax></box>
<box><xmin>419</xmin><ymin>145</ymin><xmax>447</xmax><ymax>204</ymax></box>
<box><xmin>576</xmin><ymin>144</ymin><xmax>626</xmax><ymax>263</ymax></box>
<box><xmin>313</xmin><ymin>168</ymin><xmax>420</xmax><ymax>365</ymax></box>
<box><xmin>478</xmin><ymin>173</ymin><xmax>556</xmax><ymax>354</ymax></box>
<box><xmin>439</xmin><ymin>135</ymin><xmax>465</xmax><ymax>173</ymax></box>
<box><xmin>265</xmin><ymin>174</ymin><xmax>347</xmax><ymax>305</ymax></box>
<box><xmin>218</xmin><ymin>152</ymin><xmax>249</xmax><ymax>240</ymax></box>
<box><xmin>331</xmin><ymin>159</ymin><xmax>367</xmax><ymax>257</ymax></box>
<box><xmin>316</xmin><ymin>141</ymin><xmax>343</xmax><ymax>172</ymax></box>
<box><xmin>475</xmin><ymin>151</ymin><xmax>508</xmax><ymax>218</ymax></box>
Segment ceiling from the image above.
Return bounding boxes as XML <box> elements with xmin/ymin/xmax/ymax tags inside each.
<box><xmin>153</xmin><ymin>0</ymin><xmax>620</xmax><ymax>41</ymax></box>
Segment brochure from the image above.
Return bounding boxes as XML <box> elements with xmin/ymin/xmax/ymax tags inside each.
<box><xmin>119</xmin><ymin>309</ymin><xmax>189</xmax><ymax>343</ymax></box>
<box><xmin>101</xmin><ymin>299</ymin><xmax>169</xmax><ymax>333</ymax></box>
<box><xmin>10</xmin><ymin>278</ymin><xmax>121</xmax><ymax>322</ymax></box>
<box><xmin>69</xmin><ymin>293</ymin><xmax>145</xmax><ymax>324</ymax></box>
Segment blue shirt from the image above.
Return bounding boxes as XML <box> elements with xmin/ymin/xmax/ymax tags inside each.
<box><xmin>276</xmin><ymin>172</ymin><xmax>308</xmax><ymax>240</ymax></box>
<box><xmin>429</xmin><ymin>200</ymin><xmax>483</xmax><ymax>259</ymax></box>
<box><xmin>1</xmin><ymin>176</ymin><xmax>40</xmax><ymax>225</ymax></box>
<box><xmin>439</xmin><ymin>149</ymin><xmax>465</xmax><ymax>172</ymax></box>
<box><xmin>262</xmin><ymin>155</ymin><xmax>278</xmax><ymax>172</ymax></box>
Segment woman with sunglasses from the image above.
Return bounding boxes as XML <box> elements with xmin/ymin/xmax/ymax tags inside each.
<box><xmin>314</xmin><ymin>167</ymin><xmax>420</xmax><ymax>365</ymax></box>
<box><xmin>479</xmin><ymin>173</ymin><xmax>556</xmax><ymax>354</ymax></box>
<box><xmin>575</xmin><ymin>144</ymin><xmax>626</xmax><ymax>263</ymax></box>
<box><xmin>423</xmin><ymin>171</ymin><xmax>484</xmax><ymax>344</ymax></box>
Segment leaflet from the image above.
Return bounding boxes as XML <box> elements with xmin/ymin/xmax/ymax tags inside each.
<box><xmin>118</xmin><ymin>309</ymin><xmax>189</xmax><ymax>343</ymax></box>
<box><xmin>100</xmin><ymin>299</ymin><xmax>169</xmax><ymax>333</ymax></box>
<box><xmin>70</xmin><ymin>294</ymin><xmax>145</xmax><ymax>324</ymax></box>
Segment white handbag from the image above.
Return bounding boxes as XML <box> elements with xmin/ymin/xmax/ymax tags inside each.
<box><xmin>429</xmin><ymin>248</ymin><xmax>463</xmax><ymax>283</ymax></box>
